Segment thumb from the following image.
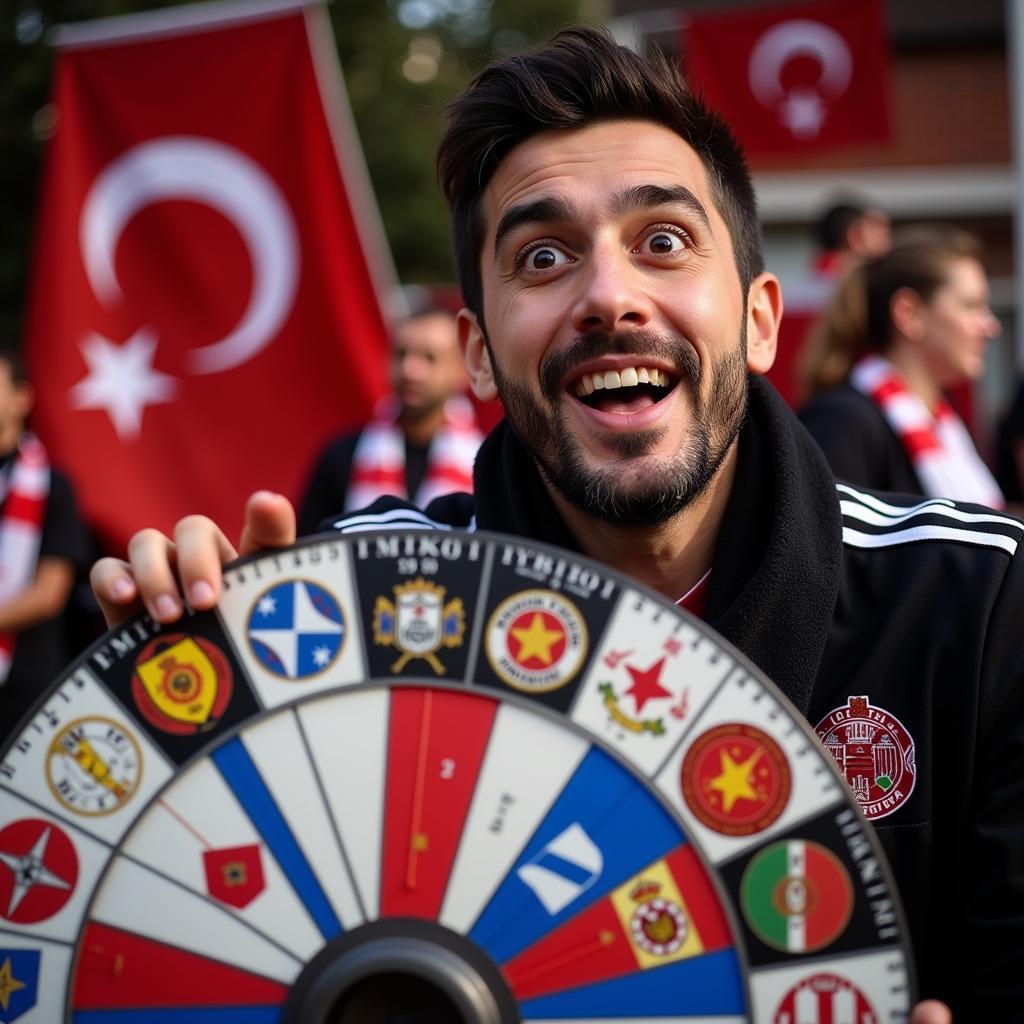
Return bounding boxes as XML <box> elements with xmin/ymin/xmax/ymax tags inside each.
<box><xmin>910</xmin><ymin>1000</ymin><xmax>951</xmax><ymax>1024</ymax></box>
<box><xmin>238</xmin><ymin>491</ymin><xmax>297</xmax><ymax>556</ymax></box>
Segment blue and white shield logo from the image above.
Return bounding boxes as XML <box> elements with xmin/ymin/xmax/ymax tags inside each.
<box><xmin>247</xmin><ymin>580</ymin><xmax>345</xmax><ymax>679</ymax></box>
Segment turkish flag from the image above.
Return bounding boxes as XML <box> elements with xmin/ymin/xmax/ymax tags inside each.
<box><xmin>24</xmin><ymin>1</ymin><xmax>391</xmax><ymax>553</ymax></box>
<box><xmin>685</xmin><ymin>0</ymin><xmax>891</xmax><ymax>156</ymax></box>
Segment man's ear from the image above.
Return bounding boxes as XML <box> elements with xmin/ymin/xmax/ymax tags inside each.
<box><xmin>745</xmin><ymin>272</ymin><xmax>782</xmax><ymax>375</ymax></box>
<box><xmin>459</xmin><ymin>308</ymin><xmax>499</xmax><ymax>401</ymax></box>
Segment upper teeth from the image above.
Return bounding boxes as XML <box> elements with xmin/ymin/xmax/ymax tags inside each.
<box><xmin>575</xmin><ymin>366</ymin><xmax>669</xmax><ymax>396</ymax></box>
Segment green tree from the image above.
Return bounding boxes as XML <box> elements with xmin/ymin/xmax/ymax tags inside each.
<box><xmin>334</xmin><ymin>0</ymin><xmax>598</xmax><ymax>287</ymax></box>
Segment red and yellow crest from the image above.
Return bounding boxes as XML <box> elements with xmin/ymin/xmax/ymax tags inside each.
<box><xmin>132</xmin><ymin>634</ymin><xmax>233</xmax><ymax>735</ymax></box>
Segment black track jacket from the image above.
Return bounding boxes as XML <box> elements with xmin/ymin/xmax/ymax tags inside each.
<box><xmin>327</xmin><ymin>376</ymin><xmax>1024</xmax><ymax>1016</ymax></box>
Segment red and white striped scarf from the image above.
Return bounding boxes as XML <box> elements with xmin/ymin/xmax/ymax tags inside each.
<box><xmin>345</xmin><ymin>396</ymin><xmax>482</xmax><ymax>512</ymax></box>
<box><xmin>851</xmin><ymin>354</ymin><xmax>1005</xmax><ymax>508</ymax></box>
<box><xmin>0</xmin><ymin>433</ymin><xmax>50</xmax><ymax>683</ymax></box>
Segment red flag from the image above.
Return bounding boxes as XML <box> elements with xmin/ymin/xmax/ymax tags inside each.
<box><xmin>203</xmin><ymin>843</ymin><xmax>265</xmax><ymax>908</ymax></box>
<box><xmin>685</xmin><ymin>0</ymin><xmax>891</xmax><ymax>156</ymax></box>
<box><xmin>24</xmin><ymin>0</ymin><xmax>392</xmax><ymax>552</ymax></box>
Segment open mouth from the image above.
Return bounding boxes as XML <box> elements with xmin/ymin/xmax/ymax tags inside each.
<box><xmin>571</xmin><ymin>365</ymin><xmax>679</xmax><ymax>415</ymax></box>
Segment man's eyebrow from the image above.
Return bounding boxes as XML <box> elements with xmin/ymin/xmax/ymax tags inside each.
<box><xmin>493</xmin><ymin>195</ymin><xmax>578</xmax><ymax>256</ymax></box>
<box><xmin>612</xmin><ymin>184</ymin><xmax>712</xmax><ymax>230</ymax></box>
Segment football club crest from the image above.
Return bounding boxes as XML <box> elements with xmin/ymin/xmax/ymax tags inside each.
<box><xmin>681</xmin><ymin>722</ymin><xmax>791</xmax><ymax>836</ymax></box>
<box><xmin>741</xmin><ymin>840</ymin><xmax>853</xmax><ymax>953</ymax></box>
<box><xmin>373</xmin><ymin>578</ymin><xmax>465</xmax><ymax>674</ymax></box>
<box><xmin>247</xmin><ymin>580</ymin><xmax>346</xmax><ymax>680</ymax></box>
<box><xmin>607</xmin><ymin>853</ymin><xmax>707</xmax><ymax>969</ymax></box>
<box><xmin>627</xmin><ymin>880</ymin><xmax>688</xmax><ymax>957</ymax></box>
<box><xmin>0</xmin><ymin>819</ymin><xmax>79</xmax><ymax>925</ymax></box>
<box><xmin>132</xmin><ymin>634</ymin><xmax>233</xmax><ymax>735</ymax></box>
<box><xmin>0</xmin><ymin>950</ymin><xmax>39</xmax><ymax>1023</ymax></box>
<box><xmin>597</xmin><ymin>656</ymin><xmax>686</xmax><ymax>736</ymax></box>
<box><xmin>814</xmin><ymin>696</ymin><xmax>916</xmax><ymax>820</ymax></box>
<box><xmin>773</xmin><ymin>972</ymin><xmax>879</xmax><ymax>1024</ymax></box>
<box><xmin>46</xmin><ymin>717</ymin><xmax>142</xmax><ymax>816</ymax></box>
<box><xmin>485</xmin><ymin>590</ymin><xmax>587</xmax><ymax>693</ymax></box>
<box><xmin>203</xmin><ymin>844</ymin><xmax>265</xmax><ymax>909</ymax></box>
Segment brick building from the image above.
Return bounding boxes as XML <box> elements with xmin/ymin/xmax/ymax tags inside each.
<box><xmin>607</xmin><ymin>0</ymin><xmax>1017</xmax><ymax>453</ymax></box>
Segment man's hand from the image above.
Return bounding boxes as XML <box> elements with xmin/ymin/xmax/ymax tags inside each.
<box><xmin>910</xmin><ymin>1000</ymin><xmax>951</xmax><ymax>1024</ymax></box>
<box><xmin>90</xmin><ymin>491</ymin><xmax>296</xmax><ymax>628</ymax></box>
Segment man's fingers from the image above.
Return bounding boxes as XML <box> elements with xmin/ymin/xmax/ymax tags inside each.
<box><xmin>90</xmin><ymin>496</ymin><xmax>292</xmax><ymax>633</ymax></box>
<box><xmin>126</xmin><ymin>528</ymin><xmax>185</xmax><ymax>622</ymax></box>
<box><xmin>239</xmin><ymin>491</ymin><xmax>296</xmax><ymax>555</ymax></box>
<box><xmin>90</xmin><ymin>557</ymin><xmax>142</xmax><ymax>628</ymax></box>
<box><xmin>173</xmin><ymin>515</ymin><xmax>238</xmax><ymax>612</ymax></box>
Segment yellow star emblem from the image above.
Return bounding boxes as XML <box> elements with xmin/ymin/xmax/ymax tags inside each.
<box><xmin>0</xmin><ymin>957</ymin><xmax>27</xmax><ymax>1011</ymax></box>
<box><xmin>708</xmin><ymin>746</ymin><xmax>763</xmax><ymax>814</ymax></box>
<box><xmin>510</xmin><ymin>613</ymin><xmax>564</xmax><ymax>665</ymax></box>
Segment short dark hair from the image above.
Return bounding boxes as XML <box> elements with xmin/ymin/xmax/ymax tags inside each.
<box><xmin>816</xmin><ymin>200</ymin><xmax>868</xmax><ymax>252</ymax></box>
<box><xmin>0</xmin><ymin>346</ymin><xmax>27</xmax><ymax>385</ymax></box>
<box><xmin>437</xmin><ymin>26</ymin><xmax>764</xmax><ymax>318</ymax></box>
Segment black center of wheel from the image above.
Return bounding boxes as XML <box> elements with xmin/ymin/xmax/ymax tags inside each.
<box><xmin>327</xmin><ymin>969</ymin><xmax>463</xmax><ymax>1023</ymax></box>
<box><xmin>281</xmin><ymin>919</ymin><xmax>521</xmax><ymax>1024</ymax></box>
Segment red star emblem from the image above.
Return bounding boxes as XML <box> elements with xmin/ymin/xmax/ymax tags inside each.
<box><xmin>624</xmin><ymin>657</ymin><xmax>672</xmax><ymax>713</ymax></box>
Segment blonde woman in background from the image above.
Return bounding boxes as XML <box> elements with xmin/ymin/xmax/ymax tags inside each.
<box><xmin>799</xmin><ymin>225</ymin><xmax>1005</xmax><ymax>507</ymax></box>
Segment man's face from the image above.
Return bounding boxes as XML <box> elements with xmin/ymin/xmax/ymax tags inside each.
<box><xmin>390</xmin><ymin>313</ymin><xmax>466</xmax><ymax>420</ymax></box>
<box><xmin>848</xmin><ymin>209</ymin><xmax>892</xmax><ymax>260</ymax></box>
<box><xmin>462</xmin><ymin>120</ymin><xmax>775</xmax><ymax>526</ymax></box>
<box><xmin>0</xmin><ymin>360</ymin><xmax>31</xmax><ymax>450</ymax></box>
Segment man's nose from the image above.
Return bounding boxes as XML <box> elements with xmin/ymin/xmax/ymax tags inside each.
<box><xmin>398</xmin><ymin>355</ymin><xmax>424</xmax><ymax>379</ymax></box>
<box><xmin>983</xmin><ymin>308</ymin><xmax>1000</xmax><ymax>338</ymax></box>
<box><xmin>570</xmin><ymin>246</ymin><xmax>654</xmax><ymax>335</ymax></box>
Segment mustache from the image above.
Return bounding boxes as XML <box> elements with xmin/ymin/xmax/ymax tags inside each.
<box><xmin>540</xmin><ymin>329</ymin><xmax>700</xmax><ymax>403</ymax></box>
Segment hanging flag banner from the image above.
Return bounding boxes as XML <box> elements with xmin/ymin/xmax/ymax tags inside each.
<box><xmin>685</xmin><ymin>0</ymin><xmax>891</xmax><ymax>156</ymax></box>
<box><xmin>24</xmin><ymin>0</ymin><xmax>393</xmax><ymax>552</ymax></box>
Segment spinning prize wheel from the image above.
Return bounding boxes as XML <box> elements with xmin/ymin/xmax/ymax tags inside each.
<box><xmin>0</xmin><ymin>531</ymin><xmax>915</xmax><ymax>1022</ymax></box>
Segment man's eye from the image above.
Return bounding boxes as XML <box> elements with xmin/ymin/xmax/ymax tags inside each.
<box><xmin>637</xmin><ymin>230</ymin><xmax>687</xmax><ymax>255</ymax></box>
<box><xmin>522</xmin><ymin>245</ymin><xmax>571</xmax><ymax>271</ymax></box>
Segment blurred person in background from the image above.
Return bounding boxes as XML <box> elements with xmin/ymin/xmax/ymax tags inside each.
<box><xmin>996</xmin><ymin>379</ymin><xmax>1024</xmax><ymax>513</ymax></box>
<box><xmin>799</xmin><ymin>225</ymin><xmax>1004</xmax><ymax>506</ymax></box>
<box><xmin>298</xmin><ymin>307</ymin><xmax>483</xmax><ymax>534</ymax></box>
<box><xmin>0</xmin><ymin>346</ymin><xmax>87</xmax><ymax>740</ymax></box>
<box><xmin>813</xmin><ymin>197</ymin><xmax>893</xmax><ymax>281</ymax></box>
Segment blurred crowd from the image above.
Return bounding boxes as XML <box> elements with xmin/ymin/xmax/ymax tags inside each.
<box><xmin>0</xmin><ymin>302</ymin><xmax>486</xmax><ymax>741</ymax></box>
<box><xmin>799</xmin><ymin>205</ymin><xmax>1011</xmax><ymax>510</ymax></box>
<box><xmin>3</xmin><ymin>198</ymin><xmax>1023</xmax><ymax>744</ymax></box>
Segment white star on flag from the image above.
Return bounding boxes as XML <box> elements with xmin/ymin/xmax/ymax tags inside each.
<box><xmin>70</xmin><ymin>328</ymin><xmax>177</xmax><ymax>440</ymax></box>
<box><xmin>257</xmin><ymin>595</ymin><xmax>277</xmax><ymax>616</ymax></box>
<box><xmin>778</xmin><ymin>87</ymin><xmax>827</xmax><ymax>138</ymax></box>
<box><xmin>249</xmin><ymin>583</ymin><xmax>341</xmax><ymax>678</ymax></box>
<box><xmin>312</xmin><ymin>645</ymin><xmax>332</xmax><ymax>667</ymax></box>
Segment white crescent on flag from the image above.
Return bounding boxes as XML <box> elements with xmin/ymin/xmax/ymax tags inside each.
<box><xmin>747</xmin><ymin>19</ymin><xmax>853</xmax><ymax>138</ymax></box>
<box><xmin>79</xmin><ymin>135</ymin><xmax>300</xmax><ymax>376</ymax></box>
<box><xmin>27</xmin><ymin>1</ymin><xmax>393</xmax><ymax>548</ymax></box>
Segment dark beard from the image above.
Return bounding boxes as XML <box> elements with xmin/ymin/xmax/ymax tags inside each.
<box><xmin>398</xmin><ymin>395</ymin><xmax>445</xmax><ymax>424</ymax></box>
<box><xmin>488</xmin><ymin>327</ymin><xmax>748</xmax><ymax>528</ymax></box>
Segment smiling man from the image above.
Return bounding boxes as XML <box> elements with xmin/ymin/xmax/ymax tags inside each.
<box><xmin>448</xmin><ymin>112</ymin><xmax>775</xmax><ymax>605</ymax></box>
<box><xmin>91</xmin><ymin>27</ymin><xmax>1023</xmax><ymax>1020</ymax></box>
<box><xmin>479</xmin><ymin>130</ymin><xmax>754</xmax><ymax>528</ymax></box>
